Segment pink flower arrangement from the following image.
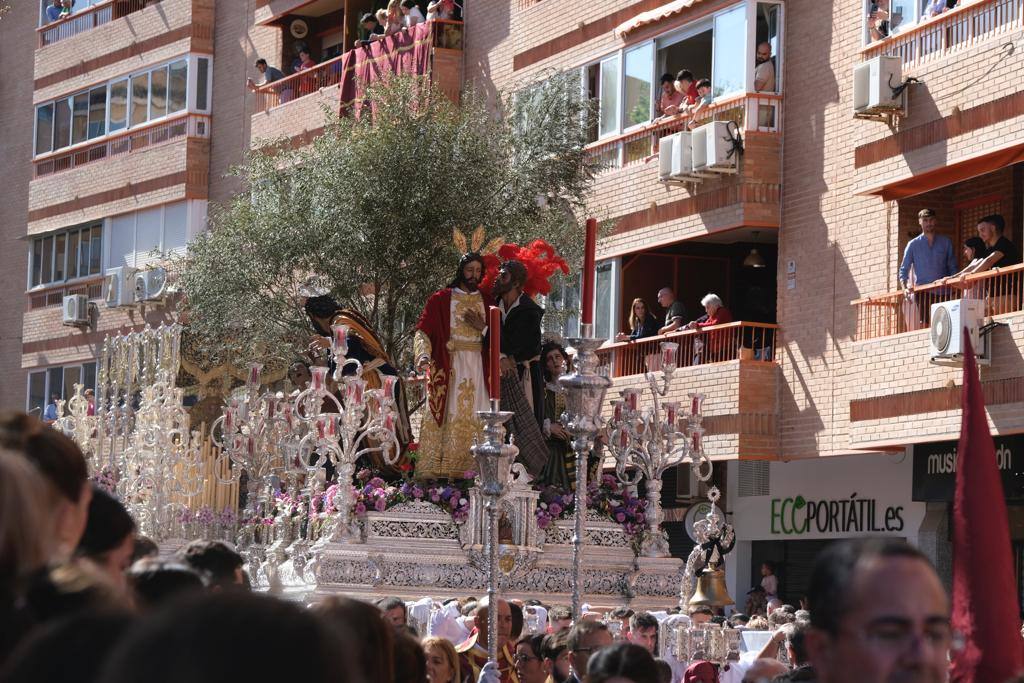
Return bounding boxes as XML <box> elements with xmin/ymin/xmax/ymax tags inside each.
<box><xmin>535</xmin><ymin>478</ymin><xmax>647</xmax><ymax>542</ymax></box>
<box><xmin>341</xmin><ymin>473</ymin><xmax>472</xmax><ymax>524</ymax></box>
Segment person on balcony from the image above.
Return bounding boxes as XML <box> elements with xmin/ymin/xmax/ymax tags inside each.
<box><xmin>754</xmin><ymin>42</ymin><xmax>776</xmax><ymax>93</ymax></box>
<box><xmin>379</xmin><ymin>1</ymin><xmax>404</xmax><ymax>37</ymax></box>
<box><xmin>615</xmin><ymin>298</ymin><xmax>659</xmax><ymax>342</ymax></box>
<box><xmin>947</xmin><ymin>236</ymin><xmax>989</xmax><ymax>280</ymax></box>
<box><xmin>868</xmin><ymin>0</ymin><xmax>891</xmax><ymax>41</ymax></box>
<box><xmin>45</xmin><ymin>0</ymin><xmax>72</xmax><ymax>22</ymax></box>
<box><xmin>246</xmin><ymin>59</ymin><xmax>284</xmax><ymax>92</ymax></box>
<box><xmin>685</xmin><ymin>294</ymin><xmax>733</xmax><ymax>364</ymax></box>
<box><xmin>673</xmin><ymin>70</ymin><xmax>699</xmax><ymax>108</ymax></box>
<box><xmin>427</xmin><ymin>0</ymin><xmax>461</xmax><ymax>21</ymax></box>
<box><xmin>963</xmin><ymin>214</ymin><xmax>1021</xmax><ymax>273</ymax></box>
<box><xmin>686</xmin><ymin>79</ymin><xmax>714</xmax><ymax>129</ymax></box>
<box><xmin>401</xmin><ymin>0</ymin><xmax>426</xmax><ymax>27</ymax></box>
<box><xmin>356</xmin><ymin>12</ymin><xmax>384</xmax><ymax>47</ymax></box>
<box><xmin>898</xmin><ymin>208</ymin><xmax>957</xmax><ymax>291</ymax></box>
<box><xmin>655</xmin><ymin>74</ymin><xmax>684</xmax><ymax>119</ymax></box>
<box><xmin>656</xmin><ymin>288</ymin><xmax>688</xmax><ymax>335</ymax></box>
<box><xmin>685</xmin><ymin>294</ymin><xmax>733</xmax><ymax>330</ymax></box>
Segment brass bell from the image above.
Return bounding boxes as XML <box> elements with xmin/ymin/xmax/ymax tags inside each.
<box><xmin>689</xmin><ymin>568</ymin><xmax>735</xmax><ymax>607</ymax></box>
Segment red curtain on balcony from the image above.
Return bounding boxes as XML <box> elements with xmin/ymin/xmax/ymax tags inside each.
<box><xmin>339</xmin><ymin>21</ymin><xmax>435</xmax><ymax>115</ymax></box>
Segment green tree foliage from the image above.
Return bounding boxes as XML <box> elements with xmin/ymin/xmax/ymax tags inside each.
<box><xmin>179</xmin><ymin>74</ymin><xmax>596</xmax><ymax>368</ymax></box>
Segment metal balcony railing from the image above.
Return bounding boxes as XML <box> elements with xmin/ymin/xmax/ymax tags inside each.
<box><xmin>37</xmin><ymin>0</ymin><xmax>157</xmax><ymax>48</ymax></box>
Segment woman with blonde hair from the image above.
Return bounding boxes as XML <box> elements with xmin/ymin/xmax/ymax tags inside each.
<box><xmin>422</xmin><ymin>636</ymin><xmax>460</xmax><ymax>683</ymax></box>
<box><xmin>615</xmin><ymin>298</ymin><xmax>659</xmax><ymax>342</ymax></box>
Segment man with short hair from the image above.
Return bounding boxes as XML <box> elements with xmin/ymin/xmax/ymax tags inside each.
<box><xmin>547</xmin><ymin>604</ymin><xmax>573</xmax><ymax>633</ymax></box>
<box><xmin>774</xmin><ymin>621</ymin><xmax>817</xmax><ymax>682</ymax></box>
<box><xmin>355</xmin><ymin>12</ymin><xmax>384</xmax><ymax>46</ymax></box>
<box><xmin>754</xmin><ymin>41</ymin><xmax>776</xmax><ymax>92</ymax></box>
<box><xmin>42</xmin><ymin>393</ymin><xmax>60</xmax><ymax>424</ymax></box>
<box><xmin>514</xmin><ymin>633</ymin><xmax>548</xmax><ymax>683</ymax></box>
<box><xmin>742</xmin><ymin>658</ymin><xmax>789</xmax><ymax>683</ymax></box>
<box><xmin>176</xmin><ymin>539</ymin><xmax>245</xmax><ymax>589</ymax></box>
<box><xmin>247</xmin><ymin>58</ymin><xmax>284</xmax><ymax>91</ymax></box>
<box><xmin>655</xmin><ymin>73</ymin><xmax>684</xmax><ymax>118</ymax></box>
<box><xmin>608</xmin><ymin>606</ymin><xmax>633</xmax><ymax>641</ymax></box>
<box><xmin>898</xmin><ymin>208</ymin><xmax>956</xmax><ymax>290</ymax></box>
<box><xmin>687</xmin><ymin>605</ymin><xmax>714</xmax><ymax>625</ymax></box>
<box><xmin>377</xmin><ymin>596</ymin><xmax>408</xmax><ymax>633</ymax></box>
<box><xmin>566</xmin><ymin>620</ymin><xmax>613</xmax><ymax>683</ymax></box>
<box><xmin>541</xmin><ymin>631</ymin><xmax>572</xmax><ymax>681</ymax></box>
<box><xmin>457</xmin><ymin>597</ymin><xmax>516</xmax><ymax>683</ymax></box>
<box><xmin>626</xmin><ymin>611</ymin><xmax>659</xmax><ymax>654</ymax></box>
<box><xmin>656</xmin><ymin>288</ymin><xmax>687</xmax><ymax>335</ymax></box>
<box><xmin>805</xmin><ymin>538</ymin><xmax>950</xmax><ymax>683</ymax></box>
<box><xmin>674</xmin><ymin>70</ymin><xmax>699</xmax><ymax>107</ymax></box>
<box><xmin>963</xmin><ymin>213</ymin><xmax>1021</xmax><ymax>274</ymax></box>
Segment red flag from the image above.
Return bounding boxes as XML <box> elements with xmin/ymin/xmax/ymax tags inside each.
<box><xmin>950</xmin><ymin>328</ymin><xmax>1024</xmax><ymax>682</ymax></box>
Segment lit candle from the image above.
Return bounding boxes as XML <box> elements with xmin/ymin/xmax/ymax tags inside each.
<box><xmin>665</xmin><ymin>402</ymin><xmax>677</xmax><ymax>430</ymax></box>
<box><xmin>690</xmin><ymin>393</ymin><xmax>702</xmax><ymax>416</ymax></box>
<box><xmin>489</xmin><ymin>305</ymin><xmax>501</xmax><ymax>401</ymax></box>
<box><xmin>331</xmin><ymin>324</ymin><xmax>349</xmax><ymax>356</ymax></box>
<box><xmin>580</xmin><ymin>218</ymin><xmax>597</xmax><ymax>327</ymax></box>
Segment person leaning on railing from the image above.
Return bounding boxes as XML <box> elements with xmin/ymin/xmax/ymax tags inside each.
<box><xmin>614</xmin><ymin>298</ymin><xmax>659</xmax><ymax>343</ymax></box>
<box><xmin>246</xmin><ymin>59</ymin><xmax>284</xmax><ymax>92</ymax></box>
<box><xmin>683</xmin><ymin>294</ymin><xmax>733</xmax><ymax>363</ymax></box>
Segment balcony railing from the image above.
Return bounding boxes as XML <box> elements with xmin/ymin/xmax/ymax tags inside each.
<box><xmin>595</xmin><ymin>322</ymin><xmax>779</xmax><ymax>378</ymax></box>
<box><xmin>861</xmin><ymin>0</ymin><xmax>1022</xmax><ymax>67</ymax></box>
<box><xmin>852</xmin><ymin>263</ymin><xmax>1024</xmax><ymax>340</ymax></box>
<box><xmin>584</xmin><ymin>92</ymin><xmax>783</xmax><ymax>173</ymax></box>
<box><xmin>253</xmin><ymin>20</ymin><xmax>463</xmax><ymax>114</ymax></box>
<box><xmin>33</xmin><ymin>112</ymin><xmax>210</xmax><ymax>179</ymax></box>
<box><xmin>37</xmin><ymin>0</ymin><xmax>156</xmax><ymax>48</ymax></box>
<box><xmin>28</xmin><ymin>278</ymin><xmax>104</xmax><ymax>311</ymax></box>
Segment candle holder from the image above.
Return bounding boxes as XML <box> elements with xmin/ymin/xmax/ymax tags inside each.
<box><xmin>606</xmin><ymin>341</ymin><xmax>712</xmax><ymax>558</ymax></box>
<box><xmin>557</xmin><ymin>324</ymin><xmax>612</xmax><ymax>620</ymax></box>
<box><xmin>471</xmin><ymin>398</ymin><xmax>519</xmax><ymax>663</ymax></box>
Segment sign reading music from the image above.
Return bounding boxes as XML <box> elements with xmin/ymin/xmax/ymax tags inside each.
<box><xmin>912</xmin><ymin>434</ymin><xmax>1024</xmax><ymax>502</ymax></box>
<box><xmin>770</xmin><ymin>494</ymin><xmax>905</xmax><ymax>536</ymax></box>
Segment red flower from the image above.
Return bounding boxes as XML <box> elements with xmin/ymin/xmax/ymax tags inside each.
<box><xmin>407</xmin><ymin>442</ymin><xmax>420</xmax><ymax>452</ymax></box>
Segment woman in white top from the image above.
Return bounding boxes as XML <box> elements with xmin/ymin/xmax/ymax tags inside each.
<box><xmin>426</xmin><ymin>0</ymin><xmax>459</xmax><ymax>21</ymax></box>
<box><xmin>401</xmin><ymin>0</ymin><xmax>425</xmax><ymax>27</ymax></box>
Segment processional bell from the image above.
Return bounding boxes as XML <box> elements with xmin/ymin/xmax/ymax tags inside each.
<box><xmin>689</xmin><ymin>568</ymin><xmax>735</xmax><ymax>607</ymax></box>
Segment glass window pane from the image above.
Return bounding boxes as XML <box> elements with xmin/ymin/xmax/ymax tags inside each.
<box><xmin>713</xmin><ymin>5</ymin><xmax>746</xmax><ymax>97</ymax></box>
<box><xmin>135</xmin><ymin>206</ymin><xmax>162</xmax><ymax>261</ymax></box>
<box><xmin>32</xmin><ymin>238</ymin><xmax>43</xmax><ymax>287</ymax></box>
<box><xmin>150</xmin><ymin>66</ymin><xmax>168</xmax><ymax>120</ymax></box>
<box><xmin>35</xmin><ymin>104</ymin><xmax>54</xmax><ymax>156</ymax></box>
<box><xmin>595</xmin><ymin>262</ymin><xmax>614</xmax><ymax>340</ymax></box>
<box><xmin>54</xmin><ymin>233</ymin><xmax>66</xmax><ymax>282</ymax></box>
<box><xmin>83</xmin><ymin>362</ymin><xmax>97</xmax><ymax>391</ymax></box>
<box><xmin>47</xmin><ymin>367</ymin><xmax>63</xmax><ymax>404</ymax></box>
<box><xmin>890</xmin><ymin>0</ymin><xmax>915</xmax><ymax>32</ymax></box>
<box><xmin>67</xmin><ymin>230</ymin><xmax>79</xmax><ymax>280</ymax></box>
<box><xmin>89</xmin><ymin>225</ymin><xmax>102</xmax><ymax>274</ymax></box>
<box><xmin>756</xmin><ymin>3</ymin><xmax>780</xmax><ymax>93</ymax></box>
<box><xmin>599</xmin><ymin>56</ymin><xmax>620</xmax><ymax>137</ymax></box>
<box><xmin>28</xmin><ymin>371</ymin><xmax>46</xmax><ymax>415</ymax></box>
<box><xmin>71</xmin><ymin>92</ymin><xmax>89</xmax><ymax>145</ymax></box>
<box><xmin>109</xmin><ymin>79</ymin><xmax>128</xmax><ymax>132</ymax></box>
<box><xmin>168</xmin><ymin>60</ymin><xmax>188</xmax><ymax>112</ymax></box>
<box><xmin>195</xmin><ymin>58</ymin><xmax>209</xmax><ymax>111</ymax></box>
<box><xmin>624</xmin><ymin>43</ymin><xmax>654</xmax><ymax>128</ymax></box>
<box><xmin>131</xmin><ymin>73</ymin><xmax>149</xmax><ymax>127</ymax></box>
<box><xmin>54</xmin><ymin>98</ymin><xmax>72</xmax><ymax>150</ymax></box>
<box><xmin>109</xmin><ymin>214</ymin><xmax>135</xmax><ymax>269</ymax></box>
<box><xmin>63</xmin><ymin>366</ymin><xmax>81</xmax><ymax>399</ymax></box>
<box><xmin>78</xmin><ymin>228</ymin><xmax>90</xmax><ymax>276</ymax></box>
<box><xmin>41</xmin><ymin>236</ymin><xmax>54</xmax><ymax>284</ymax></box>
<box><xmin>88</xmin><ymin>86</ymin><xmax>106</xmax><ymax>139</ymax></box>
<box><xmin>163</xmin><ymin>201</ymin><xmax>188</xmax><ymax>254</ymax></box>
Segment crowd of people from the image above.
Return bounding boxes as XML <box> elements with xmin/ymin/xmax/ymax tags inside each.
<box><xmin>1</xmin><ymin>397</ymin><xmax>981</xmax><ymax>683</ymax></box>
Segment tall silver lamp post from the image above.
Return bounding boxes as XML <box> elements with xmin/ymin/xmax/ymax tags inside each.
<box><xmin>558</xmin><ymin>324</ymin><xmax>612</xmax><ymax>620</ymax></box>
<box><xmin>471</xmin><ymin>397</ymin><xmax>518</xmax><ymax>663</ymax></box>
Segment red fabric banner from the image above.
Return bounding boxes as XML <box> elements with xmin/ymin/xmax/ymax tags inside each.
<box><xmin>339</xmin><ymin>21</ymin><xmax>435</xmax><ymax>114</ymax></box>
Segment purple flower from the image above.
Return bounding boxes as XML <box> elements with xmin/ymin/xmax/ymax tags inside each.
<box><xmin>615</xmin><ymin>512</ymin><xmax>626</xmax><ymax>523</ymax></box>
<box><xmin>549</xmin><ymin>503</ymin><xmax>562</xmax><ymax>517</ymax></box>
<box><xmin>369</xmin><ymin>476</ymin><xmax>386</xmax><ymax>489</ymax></box>
<box><xmin>412</xmin><ymin>486</ymin><xmax>423</xmax><ymax>499</ymax></box>
<box><xmin>430</xmin><ymin>491</ymin><xmax>441</xmax><ymax>502</ymax></box>
<box><xmin>355</xmin><ymin>502</ymin><xmax>367</xmax><ymax>515</ymax></box>
<box><xmin>374</xmin><ymin>497</ymin><xmax>387</xmax><ymax>512</ymax></box>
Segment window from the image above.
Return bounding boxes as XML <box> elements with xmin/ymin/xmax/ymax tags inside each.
<box><xmin>26</xmin><ymin>361</ymin><xmax>98</xmax><ymax>416</ymax></box>
<box><xmin>713</xmin><ymin>5</ymin><xmax>746</xmax><ymax>98</ymax></box>
<box><xmin>864</xmin><ymin>0</ymin><xmax>924</xmax><ymax>43</ymax></box>
<box><xmin>598</xmin><ymin>56</ymin><xmax>620</xmax><ymax>138</ymax></box>
<box><xmin>623</xmin><ymin>43</ymin><xmax>654</xmax><ymax>128</ymax></box>
<box><xmin>544</xmin><ymin>274</ymin><xmax>581</xmax><ymax>339</ymax></box>
<box><xmin>29</xmin><ymin>222</ymin><xmax>103</xmax><ymax>288</ymax></box>
<box><xmin>107</xmin><ymin>201</ymin><xmax>194</xmax><ymax>269</ymax></box>
<box><xmin>594</xmin><ymin>260</ymin><xmax>620</xmax><ymax>341</ymax></box>
<box><xmin>33</xmin><ymin>57</ymin><xmax>196</xmax><ymax>157</ymax></box>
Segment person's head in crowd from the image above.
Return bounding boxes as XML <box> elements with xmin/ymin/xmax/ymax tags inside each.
<box><xmin>805</xmin><ymin>538</ymin><xmax>950</xmax><ymax>683</ymax></box>
<box><xmin>177</xmin><ymin>540</ymin><xmax>244</xmax><ymax>589</ymax></box>
<box><xmin>422</xmin><ymin>636</ymin><xmax>459</xmax><ymax>683</ymax></box>
<box><xmin>76</xmin><ymin>487</ymin><xmax>136</xmax><ymax>591</ymax></box>
<box><xmin>393</xmin><ymin>631</ymin><xmax>427</xmax><ymax>683</ymax></box>
<box><xmin>461</xmin><ymin>599</ymin><xmax>478</xmax><ymax>616</ymax></box>
<box><xmin>378</xmin><ymin>596</ymin><xmax>408</xmax><ymax>632</ymax></box>
<box><xmin>659</xmin><ymin>73</ymin><xmax>676</xmax><ymax>96</ymax></box>
<box><xmin>653</xmin><ymin>658</ymin><xmax>673</xmax><ymax>683</ymax></box>
<box><xmin>656</xmin><ymin>287</ymin><xmax>676</xmax><ymax>309</ymax></box>
<box><xmin>780</xmin><ymin>604</ymin><xmax>796</xmax><ymax>614</ymax></box>
<box><xmin>729</xmin><ymin>613</ymin><xmax>750</xmax><ymax>627</ymax></box>
<box><xmin>585</xmin><ymin>642</ymin><xmax>659</xmax><ymax>683</ymax></box>
<box><xmin>1</xmin><ymin>611</ymin><xmax>135</xmax><ymax>683</ymax></box>
<box><xmin>768</xmin><ymin>607</ymin><xmax>795</xmax><ymax>629</ymax></box>
<box><xmin>288</xmin><ymin>361</ymin><xmax>312</xmax><ymax>390</ymax></box>
<box><xmin>977</xmin><ymin>213</ymin><xmax>1007</xmax><ymax>246</ymax></box>
<box><xmin>510</xmin><ymin>601</ymin><xmax>525</xmax><ymax>639</ymax></box>
<box><xmin>627</xmin><ymin>611</ymin><xmax>659</xmax><ymax>654</ymax></box>
<box><xmin>548</xmin><ymin>604</ymin><xmax>573</xmax><ymax>632</ymax></box>
<box><xmin>314</xmin><ymin>596</ymin><xmax>394</xmax><ymax>683</ymax></box>
<box><xmin>568</xmin><ymin>620</ymin><xmax>612</xmax><ymax>680</ymax></box>
<box><xmin>683</xmin><ymin>660</ymin><xmax>719</xmax><ymax>683</ymax></box>
<box><xmin>361</xmin><ymin>11</ymin><xmax>378</xmax><ymax>29</ymax></box>
<box><xmin>401</xmin><ymin>0</ymin><xmax>419</xmax><ymax>15</ymax></box>
<box><xmin>963</xmin><ymin>236</ymin><xmax>987</xmax><ymax>263</ymax></box>
<box><xmin>0</xmin><ymin>450</ymin><xmax>52</xmax><ymax>592</ymax></box>
<box><xmin>0</xmin><ymin>412</ymin><xmax>91</xmax><ymax>560</ymax></box>
<box><xmin>493</xmin><ymin>259</ymin><xmax>529</xmax><ymax>299</ymax></box>
<box><xmin>254</xmin><ymin>58</ymin><xmax>270</xmax><ymax>74</ymax></box>
<box><xmin>755</xmin><ymin>41</ymin><xmax>773</xmax><ymax>64</ymax></box>
<box><xmin>674</xmin><ymin>70</ymin><xmax>695</xmax><ymax>94</ymax></box>
<box><xmin>741</xmin><ymin>658</ymin><xmax>788</xmax><ymax>683</ymax></box>
<box><xmin>794</xmin><ymin>609</ymin><xmax>811</xmax><ymax>623</ymax></box>
<box><xmin>700</xmin><ymin>293</ymin><xmax>725</xmax><ymax>318</ymax></box>
<box><xmin>376</xmin><ymin>8</ymin><xmax>388</xmax><ymax>25</ymax></box>
<box><xmin>629</xmin><ymin>299</ymin><xmax>652</xmax><ymax>332</ymax></box>
<box><xmin>781</xmin><ymin>620</ymin><xmax>810</xmax><ymax>667</ymax></box>
<box><xmin>541</xmin><ymin>340</ymin><xmax>568</xmax><ymax>383</ymax></box>
<box><xmin>450</xmin><ymin>252</ymin><xmax>485</xmax><ymax>292</ymax></box>
<box><xmin>766</xmin><ymin>598</ymin><xmax>783</xmax><ymax>615</ymax></box>
<box><xmin>101</xmin><ymin>592</ymin><xmax>354</xmax><ymax>683</ymax></box>
<box><xmin>695</xmin><ymin>78</ymin><xmax>712</xmax><ymax>100</ymax></box>
<box><xmin>130</xmin><ymin>536</ymin><xmax>158</xmax><ymax>564</ymax></box>
<box><xmin>608</xmin><ymin>606</ymin><xmax>634</xmax><ymax>641</ymax></box>
<box><xmin>514</xmin><ymin>633</ymin><xmax>548</xmax><ymax>683</ymax></box>
<box><xmin>542</xmin><ymin>630</ymin><xmax>572</xmax><ymax>681</ymax></box>
<box><xmin>126</xmin><ymin>558</ymin><xmax>205</xmax><ymax>611</ymax></box>
<box><xmin>474</xmin><ymin>596</ymin><xmax>513</xmax><ymax>651</ymax></box>
<box><xmin>917</xmin><ymin>207</ymin><xmax>938</xmax><ymax>235</ymax></box>
<box><xmin>746</xmin><ymin>615</ymin><xmax>769</xmax><ymax>630</ymax></box>
<box><xmin>23</xmin><ymin>559</ymin><xmax>130</xmax><ymax>626</ymax></box>
<box><xmin>688</xmin><ymin>605</ymin><xmax>714</xmax><ymax>625</ymax></box>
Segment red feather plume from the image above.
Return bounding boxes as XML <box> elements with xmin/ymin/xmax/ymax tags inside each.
<box><xmin>479</xmin><ymin>239</ymin><xmax>569</xmax><ymax>299</ymax></box>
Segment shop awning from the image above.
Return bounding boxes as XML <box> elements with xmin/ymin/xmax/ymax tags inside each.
<box><xmin>856</xmin><ymin>142</ymin><xmax>1024</xmax><ymax>201</ymax></box>
<box><xmin>614</xmin><ymin>0</ymin><xmax>704</xmax><ymax>38</ymax></box>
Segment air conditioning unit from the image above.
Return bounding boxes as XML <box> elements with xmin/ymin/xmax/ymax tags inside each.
<box><xmin>658</xmin><ymin>132</ymin><xmax>702</xmax><ymax>184</ymax></box>
<box><xmin>104</xmin><ymin>266</ymin><xmax>137</xmax><ymax>308</ymax></box>
<box><xmin>62</xmin><ymin>294</ymin><xmax>90</xmax><ymax>327</ymax></box>
<box><xmin>853</xmin><ymin>55</ymin><xmax>905</xmax><ymax>118</ymax></box>
<box><xmin>134</xmin><ymin>267</ymin><xmax>168</xmax><ymax>302</ymax></box>
<box><xmin>929</xmin><ymin>298</ymin><xmax>984</xmax><ymax>361</ymax></box>
<box><xmin>691</xmin><ymin>121</ymin><xmax>739</xmax><ymax>174</ymax></box>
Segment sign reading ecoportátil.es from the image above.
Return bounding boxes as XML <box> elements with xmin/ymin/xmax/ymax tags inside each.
<box><xmin>770</xmin><ymin>494</ymin><xmax>905</xmax><ymax>536</ymax></box>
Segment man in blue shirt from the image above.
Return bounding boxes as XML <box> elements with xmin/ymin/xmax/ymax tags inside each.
<box><xmin>45</xmin><ymin>0</ymin><xmax>73</xmax><ymax>22</ymax></box>
<box><xmin>42</xmin><ymin>393</ymin><xmax>60</xmax><ymax>424</ymax></box>
<box><xmin>898</xmin><ymin>208</ymin><xmax>956</xmax><ymax>290</ymax></box>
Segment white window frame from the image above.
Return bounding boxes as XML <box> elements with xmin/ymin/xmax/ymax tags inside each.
<box><xmin>26</xmin><ymin>221</ymin><xmax>104</xmax><ymax>291</ymax></box>
<box><xmin>862</xmin><ymin>0</ymin><xmax>922</xmax><ymax>45</ymax></box>
<box><xmin>26</xmin><ymin>360</ymin><xmax>99</xmax><ymax>414</ymax></box>
<box><xmin>103</xmin><ymin>199</ymin><xmax>207</xmax><ymax>272</ymax></box>
<box><xmin>593</xmin><ymin>258</ymin><xmax>621</xmax><ymax>343</ymax></box>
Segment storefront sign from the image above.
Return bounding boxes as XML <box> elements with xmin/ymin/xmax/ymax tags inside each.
<box><xmin>912</xmin><ymin>435</ymin><xmax>1024</xmax><ymax>502</ymax></box>
<box><xmin>769</xmin><ymin>494</ymin><xmax>904</xmax><ymax>536</ymax></box>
